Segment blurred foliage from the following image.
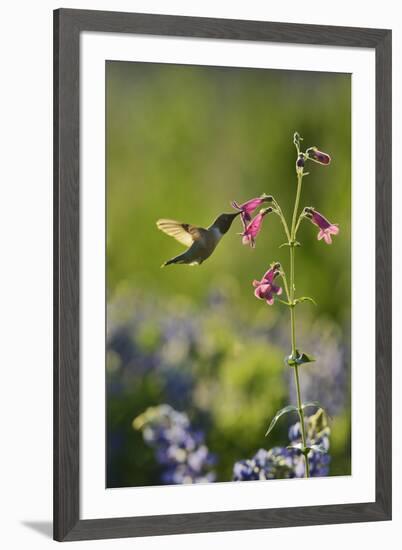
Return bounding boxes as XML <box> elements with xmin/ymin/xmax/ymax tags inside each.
<box><xmin>106</xmin><ymin>62</ymin><xmax>351</xmax><ymax>487</ymax></box>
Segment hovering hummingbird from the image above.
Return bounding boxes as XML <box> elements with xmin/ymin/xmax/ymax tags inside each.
<box><xmin>156</xmin><ymin>212</ymin><xmax>240</xmax><ymax>266</ymax></box>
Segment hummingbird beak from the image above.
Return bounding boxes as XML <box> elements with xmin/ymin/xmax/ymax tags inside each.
<box><xmin>224</xmin><ymin>211</ymin><xmax>241</xmax><ymax>232</ymax></box>
<box><xmin>211</xmin><ymin>211</ymin><xmax>241</xmax><ymax>234</ymax></box>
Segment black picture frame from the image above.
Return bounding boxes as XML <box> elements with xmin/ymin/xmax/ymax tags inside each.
<box><xmin>54</xmin><ymin>8</ymin><xmax>392</xmax><ymax>542</ymax></box>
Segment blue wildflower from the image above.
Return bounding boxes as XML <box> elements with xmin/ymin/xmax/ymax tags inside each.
<box><xmin>133</xmin><ymin>404</ymin><xmax>216</xmax><ymax>484</ymax></box>
<box><xmin>233</xmin><ymin>409</ymin><xmax>331</xmax><ymax>481</ymax></box>
<box><xmin>233</xmin><ymin>447</ymin><xmax>295</xmax><ymax>481</ymax></box>
<box><xmin>289</xmin><ymin>408</ymin><xmax>331</xmax><ymax>477</ymax></box>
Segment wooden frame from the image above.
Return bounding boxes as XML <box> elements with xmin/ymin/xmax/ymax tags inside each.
<box><xmin>54</xmin><ymin>8</ymin><xmax>392</xmax><ymax>541</ymax></box>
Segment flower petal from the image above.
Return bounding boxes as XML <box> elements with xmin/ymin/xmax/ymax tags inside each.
<box><xmin>311</xmin><ymin>210</ymin><xmax>331</xmax><ymax>230</ymax></box>
<box><xmin>255</xmin><ymin>283</ymin><xmax>275</xmax><ymax>300</ymax></box>
<box><xmin>240</xmin><ymin>212</ymin><xmax>251</xmax><ymax>230</ymax></box>
<box><xmin>242</xmin><ymin>198</ymin><xmax>265</xmax><ymax>214</ymax></box>
<box><xmin>262</xmin><ymin>267</ymin><xmax>276</xmax><ymax>283</ymax></box>
<box><xmin>254</xmin><ymin>286</ymin><xmax>264</xmax><ymax>299</ymax></box>
<box><xmin>272</xmin><ymin>285</ymin><xmax>282</xmax><ymax>296</ymax></box>
<box><xmin>246</xmin><ymin>213</ymin><xmax>264</xmax><ymax>237</ymax></box>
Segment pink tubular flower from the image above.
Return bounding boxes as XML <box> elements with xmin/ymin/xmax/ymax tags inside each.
<box><xmin>252</xmin><ymin>263</ymin><xmax>282</xmax><ymax>306</ymax></box>
<box><xmin>306</xmin><ymin>208</ymin><xmax>339</xmax><ymax>245</ymax></box>
<box><xmin>231</xmin><ymin>194</ymin><xmax>272</xmax><ymax>230</ymax></box>
<box><xmin>241</xmin><ymin>207</ymin><xmax>272</xmax><ymax>247</ymax></box>
<box><xmin>306</xmin><ymin>146</ymin><xmax>331</xmax><ymax>165</ymax></box>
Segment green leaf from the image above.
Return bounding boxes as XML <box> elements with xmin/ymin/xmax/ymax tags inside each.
<box><xmin>285</xmin><ymin>349</ymin><xmax>316</xmax><ymax>367</ymax></box>
<box><xmin>309</xmin><ymin>444</ymin><xmax>328</xmax><ymax>454</ymax></box>
<box><xmin>285</xmin><ymin>355</ymin><xmax>296</xmax><ymax>366</ymax></box>
<box><xmin>279</xmin><ymin>241</ymin><xmax>301</xmax><ymax>248</ymax></box>
<box><xmin>302</xmin><ymin>401</ymin><xmax>323</xmax><ymax>412</ymax></box>
<box><xmin>294</xmin><ymin>296</ymin><xmax>317</xmax><ymax>306</ymax></box>
<box><xmin>287</xmin><ymin>444</ymin><xmax>310</xmax><ymax>455</ymax></box>
<box><xmin>287</xmin><ymin>443</ymin><xmax>303</xmax><ymax>453</ymax></box>
<box><xmin>287</xmin><ymin>444</ymin><xmax>327</xmax><ymax>455</ymax></box>
<box><xmin>302</xmin><ymin>403</ymin><xmax>333</xmax><ymax>421</ymax></box>
<box><xmin>297</xmin><ymin>351</ymin><xmax>316</xmax><ymax>365</ymax></box>
<box><xmin>265</xmin><ymin>405</ymin><xmax>298</xmax><ymax>437</ymax></box>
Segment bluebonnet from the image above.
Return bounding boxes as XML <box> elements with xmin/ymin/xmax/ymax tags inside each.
<box><xmin>133</xmin><ymin>404</ymin><xmax>216</xmax><ymax>484</ymax></box>
<box><xmin>107</xmin><ymin>295</ymin><xmax>199</xmax><ymax>408</ymax></box>
<box><xmin>233</xmin><ymin>409</ymin><xmax>331</xmax><ymax>481</ymax></box>
<box><xmin>233</xmin><ymin>447</ymin><xmax>294</xmax><ymax>481</ymax></box>
<box><xmin>288</xmin><ymin>408</ymin><xmax>331</xmax><ymax>477</ymax></box>
<box><xmin>107</xmin><ymin>294</ymin><xmax>347</xmax><ymax>415</ymax></box>
<box><xmin>106</xmin><ymin>293</ymin><xmax>343</xmax><ymax>486</ymax></box>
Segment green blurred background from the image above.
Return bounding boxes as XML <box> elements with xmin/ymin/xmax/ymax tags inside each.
<box><xmin>106</xmin><ymin>61</ymin><xmax>351</xmax><ymax>487</ymax></box>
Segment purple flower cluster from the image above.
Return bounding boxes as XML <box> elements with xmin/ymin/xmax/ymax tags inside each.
<box><xmin>107</xmin><ymin>296</ymin><xmax>200</xmax><ymax>408</ymax></box>
<box><xmin>253</xmin><ymin>263</ymin><xmax>282</xmax><ymax>306</ymax></box>
<box><xmin>231</xmin><ymin>140</ymin><xmax>338</xmax><ymax>252</ymax></box>
<box><xmin>288</xmin><ymin>415</ymin><xmax>331</xmax><ymax>477</ymax></box>
<box><xmin>231</xmin><ymin>196</ymin><xmax>273</xmax><ymax>248</ymax></box>
<box><xmin>133</xmin><ymin>404</ymin><xmax>216</xmax><ymax>484</ymax></box>
<box><xmin>233</xmin><ymin>447</ymin><xmax>294</xmax><ymax>481</ymax></box>
<box><xmin>233</xmin><ymin>409</ymin><xmax>330</xmax><ymax>481</ymax></box>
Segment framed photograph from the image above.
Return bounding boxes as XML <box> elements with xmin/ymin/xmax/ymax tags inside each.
<box><xmin>54</xmin><ymin>8</ymin><xmax>392</xmax><ymax>541</ymax></box>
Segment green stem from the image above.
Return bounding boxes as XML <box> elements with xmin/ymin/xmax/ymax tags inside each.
<box><xmin>293</xmin><ymin>359</ymin><xmax>310</xmax><ymax>477</ymax></box>
<box><xmin>289</xmin><ymin>172</ymin><xmax>310</xmax><ymax>478</ymax></box>
<box><xmin>273</xmin><ymin>200</ymin><xmax>291</xmax><ymax>242</ymax></box>
<box><xmin>279</xmin><ymin>270</ymin><xmax>291</xmax><ymax>303</ymax></box>
<box><xmin>291</xmin><ymin>176</ymin><xmax>303</xmax><ymax>242</ymax></box>
<box><xmin>294</xmin><ymin>212</ymin><xmax>306</xmax><ymax>238</ymax></box>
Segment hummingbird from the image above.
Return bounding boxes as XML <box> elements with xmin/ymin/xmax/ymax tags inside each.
<box><xmin>156</xmin><ymin>212</ymin><xmax>240</xmax><ymax>266</ymax></box>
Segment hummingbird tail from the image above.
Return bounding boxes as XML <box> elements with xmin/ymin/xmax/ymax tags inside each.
<box><xmin>161</xmin><ymin>251</ymin><xmax>197</xmax><ymax>267</ymax></box>
<box><xmin>161</xmin><ymin>255</ymin><xmax>183</xmax><ymax>267</ymax></box>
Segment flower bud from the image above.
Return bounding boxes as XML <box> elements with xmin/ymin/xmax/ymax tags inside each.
<box><xmin>293</xmin><ymin>131</ymin><xmax>303</xmax><ymax>149</ymax></box>
<box><xmin>260</xmin><ymin>193</ymin><xmax>274</xmax><ymax>202</ymax></box>
<box><xmin>296</xmin><ymin>154</ymin><xmax>305</xmax><ymax>168</ymax></box>
<box><xmin>260</xmin><ymin>207</ymin><xmax>273</xmax><ymax>215</ymax></box>
<box><xmin>306</xmin><ymin>146</ymin><xmax>331</xmax><ymax>165</ymax></box>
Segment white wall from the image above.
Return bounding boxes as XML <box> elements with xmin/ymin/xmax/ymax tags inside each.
<box><xmin>0</xmin><ymin>1</ymin><xmax>399</xmax><ymax>548</ymax></box>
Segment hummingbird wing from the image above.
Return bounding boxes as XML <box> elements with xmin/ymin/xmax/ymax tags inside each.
<box><xmin>156</xmin><ymin>219</ymin><xmax>207</xmax><ymax>248</ymax></box>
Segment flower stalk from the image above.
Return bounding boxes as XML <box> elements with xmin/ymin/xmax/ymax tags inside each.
<box><xmin>232</xmin><ymin>132</ymin><xmax>339</xmax><ymax>478</ymax></box>
<box><xmin>232</xmin><ymin>132</ymin><xmax>336</xmax><ymax>480</ymax></box>
<box><xmin>289</xmin><ymin>170</ymin><xmax>309</xmax><ymax>477</ymax></box>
